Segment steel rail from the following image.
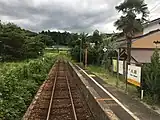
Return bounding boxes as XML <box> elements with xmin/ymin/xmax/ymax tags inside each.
<box><xmin>46</xmin><ymin>61</ymin><xmax>59</xmax><ymax>120</ymax></box>
<box><xmin>65</xmin><ymin>62</ymin><xmax>78</xmax><ymax>120</ymax></box>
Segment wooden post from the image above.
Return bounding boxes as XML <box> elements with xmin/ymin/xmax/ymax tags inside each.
<box><xmin>85</xmin><ymin>48</ymin><xmax>88</xmax><ymax>68</ymax></box>
<box><xmin>116</xmin><ymin>49</ymin><xmax>120</xmax><ymax>87</ymax></box>
<box><xmin>125</xmin><ymin>37</ymin><xmax>132</xmax><ymax>92</ymax></box>
<box><xmin>125</xmin><ymin>61</ymin><xmax>128</xmax><ymax>93</ymax></box>
<box><xmin>79</xmin><ymin>39</ymin><xmax>82</xmax><ymax>63</ymax></box>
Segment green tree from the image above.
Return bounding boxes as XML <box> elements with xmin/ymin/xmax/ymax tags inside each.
<box><xmin>70</xmin><ymin>32</ymin><xmax>89</xmax><ymax>62</ymax></box>
<box><xmin>0</xmin><ymin>23</ymin><xmax>25</xmax><ymax>60</ymax></box>
<box><xmin>0</xmin><ymin>21</ymin><xmax>47</xmax><ymax>61</ymax></box>
<box><xmin>40</xmin><ymin>30</ymin><xmax>73</xmax><ymax>46</ymax></box>
<box><xmin>36</xmin><ymin>34</ymin><xmax>53</xmax><ymax>47</ymax></box>
<box><xmin>80</xmin><ymin>32</ymin><xmax>89</xmax><ymax>49</ymax></box>
<box><xmin>23</xmin><ymin>37</ymin><xmax>45</xmax><ymax>58</ymax></box>
<box><xmin>91</xmin><ymin>30</ymin><xmax>102</xmax><ymax>45</ymax></box>
<box><xmin>114</xmin><ymin>0</ymin><xmax>149</xmax><ymax>64</ymax></box>
<box><xmin>68</xmin><ymin>33</ymin><xmax>79</xmax><ymax>48</ymax></box>
<box><xmin>80</xmin><ymin>32</ymin><xmax>89</xmax><ymax>66</ymax></box>
<box><xmin>86</xmin><ymin>30</ymin><xmax>102</xmax><ymax>64</ymax></box>
<box><xmin>98</xmin><ymin>35</ymin><xmax>118</xmax><ymax>68</ymax></box>
<box><xmin>142</xmin><ymin>49</ymin><xmax>160</xmax><ymax>103</ymax></box>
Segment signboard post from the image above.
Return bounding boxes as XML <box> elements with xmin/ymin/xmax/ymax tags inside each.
<box><xmin>118</xmin><ymin>60</ymin><xmax>124</xmax><ymax>75</ymax></box>
<box><xmin>127</xmin><ymin>65</ymin><xmax>141</xmax><ymax>87</ymax></box>
<box><xmin>112</xmin><ymin>59</ymin><xmax>117</xmax><ymax>72</ymax></box>
<box><xmin>113</xmin><ymin>59</ymin><xmax>124</xmax><ymax>75</ymax></box>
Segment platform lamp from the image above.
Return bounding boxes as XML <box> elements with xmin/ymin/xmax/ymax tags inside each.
<box><xmin>153</xmin><ymin>40</ymin><xmax>160</xmax><ymax>48</ymax></box>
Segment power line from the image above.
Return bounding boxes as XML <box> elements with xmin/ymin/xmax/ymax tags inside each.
<box><xmin>150</xmin><ymin>2</ymin><xmax>160</xmax><ymax>12</ymax></box>
<box><xmin>148</xmin><ymin>2</ymin><xmax>160</xmax><ymax>20</ymax></box>
<box><xmin>151</xmin><ymin>6</ymin><xmax>160</xmax><ymax>13</ymax></box>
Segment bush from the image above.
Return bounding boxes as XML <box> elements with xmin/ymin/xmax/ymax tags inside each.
<box><xmin>142</xmin><ymin>49</ymin><xmax>160</xmax><ymax>103</ymax></box>
<box><xmin>0</xmin><ymin>54</ymin><xmax>57</xmax><ymax>120</ymax></box>
<box><xmin>70</xmin><ymin>45</ymin><xmax>80</xmax><ymax>62</ymax></box>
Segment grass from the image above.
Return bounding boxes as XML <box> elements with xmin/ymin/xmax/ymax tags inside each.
<box><xmin>44</xmin><ymin>49</ymin><xmax>71</xmax><ymax>59</ymax></box>
<box><xmin>87</xmin><ymin>65</ymin><xmax>117</xmax><ymax>85</ymax></box>
<box><xmin>0</xmin><ymin>52</ymin><xmax>55</xmax><ymax>68</ymax></box>
<box><xmin>87</xmin><ymin>65</ymin><xmax>139</xmax><ymax>97</ymax></box>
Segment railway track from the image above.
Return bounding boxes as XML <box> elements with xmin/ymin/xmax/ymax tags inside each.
<box><xmin>27</xmin><ymin>60</ymin><xmax>94</xmax><ymax>120</ymax></box>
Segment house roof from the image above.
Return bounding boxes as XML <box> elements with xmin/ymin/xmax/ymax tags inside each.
<box><xmin>131</xmin><ymin>49</ymin><xmax>154</xmax><ymax>63</ymax></box>
<box><xmin>119</xmin><ymin>49</ymin><xmax>156</xmax><ymax>63</ymax></box>
<box><xmin>143</xmin><ymin>18</ymin><xmax>160</xmax><ymax>27</ymax></box>
<box><xmin>118</xmin><ymin>29</ymin><xmax>160</xmax><ymax>48</ymax></box>
<box><xmin>132</xmin><ymin>30</ymin><xmax>160</xmax><ymax>48</ymax></box>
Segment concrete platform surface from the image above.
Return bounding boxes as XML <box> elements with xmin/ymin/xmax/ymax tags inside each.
<box><xmin>75</xmin><ymin>64</ymin><xmax>160</xmax><ymax>120</ymax></box>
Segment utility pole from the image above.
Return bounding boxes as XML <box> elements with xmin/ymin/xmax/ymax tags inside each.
<box><xmin>116</xmin><ymin>48</ymin><xmax>120</xmax><ymax>87</ymax></box>
<box><xmin>79</xmin><ymin>38</ymin><xmax>82</xmax><ymax>63</ymax></box>
<box><xmin>85</xmin><ymin>47</ymin><xmax>87</xmax><ymax>68</ymax></box>
<box><xmin>85</xmin><ymin>42</ymin><xmax>95</xmax><ymax>68</ymax></box>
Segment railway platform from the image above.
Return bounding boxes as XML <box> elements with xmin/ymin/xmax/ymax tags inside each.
<box><xmin>74</xmin><ymin>63</ymin><xmax>160</xmax><ymax>120</ymax></box>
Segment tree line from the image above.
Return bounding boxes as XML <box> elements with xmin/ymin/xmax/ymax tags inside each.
<box><xmin>0</xmin><ymin>22</ymin><xmax>74</xmax><ymax>61</ymax></box>
<box><xmin>69</xmin><ymin>30</ymin><xmax>117</xmax><ymax>66</ymax></box>
<box><xmin>0</xmin><ymin>20</ymin><xmax>119</xmax><ymax>64</ymax></box>
<box><xmin>40</xmin><ymin>30</ymin><xmax>72</xmax><ymax>46</ymax></box>
<box><xmin>0</xmin><ymin>22</ymin><xmax>44</xmax><ymax>61</ymax></box>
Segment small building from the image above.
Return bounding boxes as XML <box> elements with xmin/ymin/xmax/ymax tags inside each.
<box><xmin>117</xmin><ymin>18</ymin><xmax>160</xmax><ymax>64</ymax></box>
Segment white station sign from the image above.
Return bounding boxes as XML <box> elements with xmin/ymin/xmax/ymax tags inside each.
<box><xmin>119</xmin><ymin>60</ymin><xmax>124</xmax><ymax>75</ymax></box>
<box><xmin>127</xmin><ymin>65</ymin><xmax>141</xmax><ymax>87</ymax></box>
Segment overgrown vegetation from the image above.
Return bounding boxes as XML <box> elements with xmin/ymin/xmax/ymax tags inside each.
<box><xmin>0</xmin><ymin>21</ymin><xmax>73</xmax><ymax>62</ymax></box>
<box><xmin>87</xmin><ymin>65</ymin><xmax>138</xmax><ymax>96</ymax></box>
<box><xmin>40</xmin><ymin>30</ymin><xmax>76</xmax><ymax>46</ymax></box>
<box><xmin>0</xmin><ymin>21</ymin><xmax>47</xmax><ymax>61</ymax></box>
<box><xmin>70</xmin><ymin>30</ymin><xmax>116</xmax><ymax>65</ymax></box>
<box><xmin>142</xmin><ymin>49</ymin><xmax>160</xmax><ymax>104</ymax></box>
<box><xmin>0</xmin><ymin>53</ymin><xmax>57</xmax><ymax>120</ymax></box>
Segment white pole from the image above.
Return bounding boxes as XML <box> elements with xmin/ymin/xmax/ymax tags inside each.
<box><xmin>141</xmin><ymin>90</ymin><xmax>144</xmax><ymax>100</ymax></box>
<box><xmin>116</xmin><ymin>49</ymin><xmax>120</xmax><ymax>86</ymax></box>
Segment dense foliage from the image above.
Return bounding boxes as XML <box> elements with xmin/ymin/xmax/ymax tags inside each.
<box><xmin>0</xmin><ymin>53</ymin><xmax>57</xmax><ymax>120</ymax></box>
<box><xmin>40</xmin><ymin>30</ymin><xmax>73</xmax><ymax>46</ymax></box>
<box><xmin>0</xmin><ymin>21</ymin><xmax>51</xmax><ymax>61</ymax></box>
<box><xmin>115</xmin><ymin>0</ymin><xmax>148</xmax><ymax>37</ymax></box>
<box><xmin>70</xmin><ymin>30</ymin><xmax>117</xmax><ymax>65</ymax></box>
<box><xmin>142</xmin><ymin>49</ymin><xmax>160</xmax><ymax>103</ymax></box>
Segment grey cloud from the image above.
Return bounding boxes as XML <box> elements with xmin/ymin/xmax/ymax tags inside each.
<box><xmin>0</xmin><ymin>0</ymin><xmax>156</xmax><ymax>33</ymax></box>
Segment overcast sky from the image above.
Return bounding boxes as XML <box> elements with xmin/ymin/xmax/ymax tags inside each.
<box><xmin>0</xmin><ymin>0</ymin><xmax>160</xmax><ymax>33</ymax></box>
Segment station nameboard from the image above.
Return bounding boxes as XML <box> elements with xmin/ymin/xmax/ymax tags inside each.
<box><xmin>127</xmin><ymin>65</ymin><xmax>141</xmax><ymax>87</ymax></box>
